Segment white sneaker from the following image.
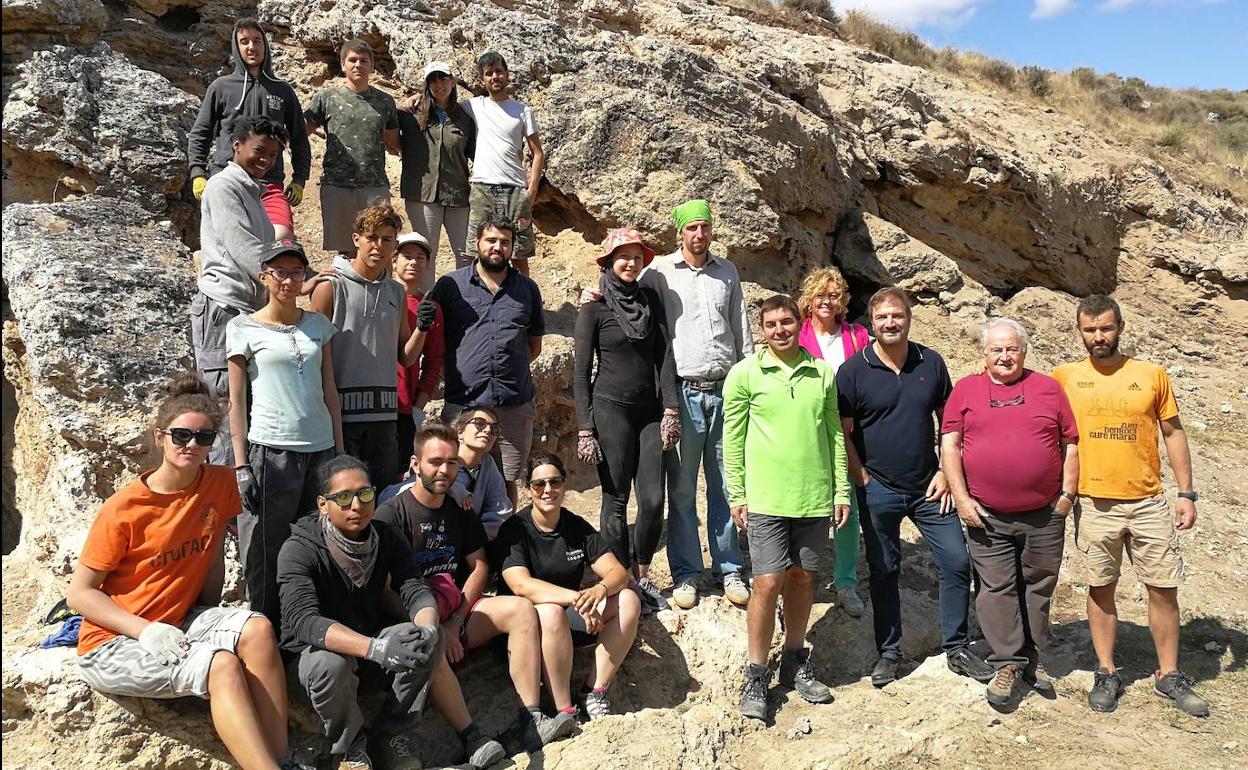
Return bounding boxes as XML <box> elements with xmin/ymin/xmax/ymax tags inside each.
<box><xmin>672</xmin><ymin>578</ymin><xmax>699</xmax><ymax>609</ymax></box>
<box><xmin>723</xmin><ymin>573</ymin><xmax>751</xmax><ymax>607</ymax></box>
<box><xmin>838</xmin><ymin>586</ymin><xmax>865</xmax><ymax>617</ymax></box>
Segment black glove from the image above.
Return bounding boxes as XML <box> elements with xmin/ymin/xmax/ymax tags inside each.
<box><xmin>415</xmin><ymin>298</ymin><xmax>438</xmax><ymax>332</ymax></box>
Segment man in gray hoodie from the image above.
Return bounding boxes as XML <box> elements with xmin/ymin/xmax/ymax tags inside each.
<box><xmin>193</xmin><ymin>114</ymin><xmax>287</xmax><ymax>467</ymax></box>
<box><xmin>187</xmin><ymin>18</ymin><xmax>310</xmax><ymax>240</ymax></box>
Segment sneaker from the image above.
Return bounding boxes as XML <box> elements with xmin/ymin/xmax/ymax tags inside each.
<box><xmin>1088</xmin><ymin>667</ymin><xmax>1124</xmax><ymax>713</ymax></box>
<box><xmin>461</xmin><ymin>725</ymin><xmax>506</xmax><ymax>769</ymax></box>
<box><xmin>368</xmin><ymin>732</ymin><xmax>421</xmax><ymax>770</ymax></box>
<box><xmin>986</xmin><ymin>664</ymin><xmax>1020</xmax><ymax>706</ymax></box>
<box><xmin>584</xmin><ymin>687</ymin><xmax>612</xmax><ymax>721</ymax></box>
<box><xmin>837</xmin><ymin>586</ymin><xmax>865</xmax><ymax>618</ymax></box>
<box><xmin>1022</xmin><ymin>657</ymin><xmax>1055</xmax><ymax>697</ymax></box>
<box><xmin>870</xmin><ymin>657</ymin><xmax>899</xmax><ymax>688</ymax></box>
<box><xmin>338</xmin><ymin>736</ymin><xmax>374</xmax><ymax>770</ymax></box>
<box><xmin>778</xmin><ymin>648</ymin><xmax>834</xmax><ymax>704</ymax></box>
<box><xmin>636</xmin><ymin>577</ymin><xmax>669</xmax><ymax>614</ymax></box>
<box><xmin>520</xmin><ymin>709</ymin><xmax>578</xmax><ymax>752</ymax></box>
<box><xmin>740</xmin><ymin>662</ymin><xmax>773</xmax><ymax>721</ymax></box>
<box><xmin>723</xmin><ymin>573</ymin><xmax>751</xmax><ymax>607</ymax></box>
<box><xmin>1154</xmin><ymin>670</ymin><xmax>1210</xmax><ymax>717</ymax></box>
<box><xmin>672</xmin><ymin>577</ymin><xmax>700</xmax><ymax>610</ymax></box>
<box><xmin>947</xmin><ymin>647</ymin><xmax>995</xmax><ymax>683</ymax></box>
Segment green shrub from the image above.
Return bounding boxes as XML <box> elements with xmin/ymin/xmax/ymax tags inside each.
<box><xmin>1157</xmin><ymin>125</ymin><xmax>1187</xmax><ymax>150</ymax></box>
<box><xmin>1217</xmin><ymin>124</ymin><xmax>1248</xmax><ymax>154</ymax></box>
<box><xmin>1098</xmin><ymin>85</ymin><xmax>1145</xmax><ymax>111</ymax></box>
<box><xmin>935</xmin><ymin>46</ymin><xmax>963</xmax><ymax>74</ymax></box>
<box><xmin>1021</xmin><ymin>65</ymin><xmax>1052</xmax><ymax>97</ymax></box>
<box><xmin>978</xmin><ymin>58</ymin><xmax>1017</xmax><ymax>89</ymax></box>
<box><xmin>841</xmin><ymin>11</ymin><xmax>936</xmax><ymax>68</ymax></box>
<box><xmin>781</xmin><ymin>0</ymin><xmax>839</xmax><ymax>23</ymax></box>
<box><xmin>1070</xmin><ymin>67</ymin><xmax>1099</xmax><ymax>90</ymax></box>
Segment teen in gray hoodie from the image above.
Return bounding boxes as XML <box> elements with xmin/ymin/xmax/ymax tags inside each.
<box><xmin>188</xmin><ymin>18</ymin><xmax>310</xmax><ymax>239</ymax></box>
<box><xmin>193</xmin><ymin>114</ymin><xmax>287</xmax><ymax>468</ymax></box>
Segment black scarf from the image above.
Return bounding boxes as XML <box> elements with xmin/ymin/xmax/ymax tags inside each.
<box><xmin>321</xmin><ymin>513</ymin><xmax>379</xmax><ymax>588</ymax></box>
<box><xmin>599</xmin><ymin>268</ymin><xmax>651</xmax><ymax>341</ymax></box>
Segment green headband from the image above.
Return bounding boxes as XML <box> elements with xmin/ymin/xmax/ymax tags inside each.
<box><xmin>672</xmin><ymin>199</ymin><xmax>712</xmax><ymax>232</ymax></box>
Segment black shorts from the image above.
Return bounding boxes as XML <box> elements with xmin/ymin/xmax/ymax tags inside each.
<box><xmin>564</xmin><ymin>605</ymin><xmax>599</xmax><ymax>647</ymax></box>
<box><xmin>747</xmin><ymin>512</ymin><xmax>829</xmax><ymax>575</ymax></box>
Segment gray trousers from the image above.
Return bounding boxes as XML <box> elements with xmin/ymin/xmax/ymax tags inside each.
<box><xmin>240</xmin><ymin>444</ymin><xmax>336</xmax><ymax>626</ymax></box>
<box><xmin>966</xmin><ymin>505</ymin><xmax>1066</xmax><ymax>669</ymax></box>
<box><xmin>189</xmin><ymin>291</ymin><xmax>240</xmax><ymax>467</ymax></box>
<box><xmin>290</xmin><ymin>623</ymin><xmax>441</xmax><ymax>755</ymax></box>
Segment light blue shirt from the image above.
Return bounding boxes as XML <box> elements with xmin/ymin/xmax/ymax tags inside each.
<box><xmin>227</xmin><ymin>311</ymin><xmax>336</xmax><ymax>452</ymax></box>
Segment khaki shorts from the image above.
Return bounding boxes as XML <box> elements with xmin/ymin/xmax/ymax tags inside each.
<box><xmin>1074</xmin><ymin>493</ymin><xmax>1184</xmax><ymax>588</ymax></box>
<box><xmin>320</xmin><ymin>185</ymin><xmax>391</xmax><ymax>252</ymax></box>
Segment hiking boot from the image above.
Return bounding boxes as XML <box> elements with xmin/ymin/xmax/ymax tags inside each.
<box><xmin>723</xmin><ymin>573</ymin><xmax>751</xmax><ymax>607</ymax></box>
<box><xmin>338</xmin><ymin>734</ymin><xmax>373</xmax><ymax>770</ymax></box>
<box><xmin>369</xmin><ymin>731</ymin><xmax>422</xmax><ymax>770</ymax></box>
<box><xmin>1154</xmin><ymin>670</ymin><xmax>1210</xmax><ymax>717</ymax></box>
<box><xmin>871</xmin><ymin>657</ymin><xmax>899</xmax><ymax>688</ymax></box>
<box><xmin>584</xmin><ymin>687</ymin><xmax>612</xmax><ymax>721</ymax></box>
<box><xmin>636</xmin><ymin>577</ymin><xmax>669</xmax><ymax>614</ymax></box>
<box><xmin>837</xmin><ymin>586</ymin><xmax>865</xmax><ymax>618</ymax></box>
<box><xmin>461</xmin><ymin>725</ymin><xmax>506</xmax><ymax>769</ymax></box>
<box><xmin>1022</xmin><ymin>657</ymin><xmax>1055</xmax><ymax>697</ymax></box>
<box><xmin>986</xmin><ymin>664</ymin><xmax>1020</xmax><ymax>706</ymax></box>
<box><xmin>520</xmin><ymin>708</ymin><xmax>578</xmax><ymax>752</ymax></box>
<box><xmin>1088</xmin><ymin>667</ymin><xmax>1124</xmax><ymax>713</ymax></box>
<box><xmin>947</xmin><ymin>647</ymin><xmax>995</xmax><ymax>682</ymax></box>
<box><xmin>778</xmin><ymin>647</ymin><xmax>834</xmax><ymax>704</ymax></box>
<box><xmin>672</xmin><ymin>577</ymin><xmax>700</xmax><ymax>610</ymax></box>
<box><xmin>740</xmin><ymin>662</ymin><xmax>773</xmax><ymax>721</ymax></box>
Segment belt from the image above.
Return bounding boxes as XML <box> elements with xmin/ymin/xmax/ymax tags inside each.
<box><xmin>682</xmin><ymin>378</ymin><xmax>724</xmax><ymax>391</ymax></box>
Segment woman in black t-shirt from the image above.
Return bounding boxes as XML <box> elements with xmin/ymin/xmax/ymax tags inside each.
<box><xmin>496</xmin><ymin>453</ymin><xmax>641</xmax><ymax>721</ymax></box>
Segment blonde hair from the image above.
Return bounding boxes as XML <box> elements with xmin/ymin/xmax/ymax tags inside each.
<box><xmin>797</xmin><ymin>267</ymin><xmax>850</xmax><ymax>322</ymax></box>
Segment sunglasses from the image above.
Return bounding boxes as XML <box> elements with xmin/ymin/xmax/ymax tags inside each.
<box><xmin>159</xmin><ymin>427</ymin><xmax>218</xmax><ymax>447</ymax></box>
<box><xmin>466</xmin><ymin>417</ymin><xmax>499</xmax><ymax>433</ymax></box>
<box><xmin>528</xmin><ymin>476</ymin><xmax>565</xmax><ymax>491</ymax></box>
<box><xmin>321</xmin><ymin>486</ymin><xmax>377</xmax><ymax>507</ymax></box>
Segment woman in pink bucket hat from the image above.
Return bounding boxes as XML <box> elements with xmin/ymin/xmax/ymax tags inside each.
<box><xmin>572</xmin><ymin>227</ymin><xmax>681</xmax><ymax>616</ymax></box>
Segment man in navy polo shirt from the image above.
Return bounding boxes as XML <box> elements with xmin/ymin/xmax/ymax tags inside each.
<box><xmin>836</xmin><ymin>287</ymin><xmax>993</xmax><ymax>688</ymax></box>
<box><xmin>429</xmin><ymin>215</ymin><xmax>545</xmax><ymax>505</ymax></box>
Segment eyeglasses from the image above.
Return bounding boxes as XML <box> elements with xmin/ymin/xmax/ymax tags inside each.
<box><xmin>159</xmin><ymin>427</ymin><xmax>218</xmax><ymax>447</ymax></box>
<box><xmin>466</xmin><ymin>418</ymin><xmax>499</xmax><ymax>433</ymax></box>
<box><xmin>321</xmin><ymin>486</ymin><xmax>377</xmax><ymax>507</ymax></box>
<box><xmin>261</xmin><ymin>268</ymin><xmax>305</xmax><ymax>282</ymax></box>
<box><xmin>528</xmin><ymin>476</ymin><xmax>565</xmax><ymax>491</ymax></box>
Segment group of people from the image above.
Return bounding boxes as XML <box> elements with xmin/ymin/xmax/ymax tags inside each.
<box><xmin>61</xmin><ymin>18</ymin><xmax>1211</xmax><ymax>770</ymax></box>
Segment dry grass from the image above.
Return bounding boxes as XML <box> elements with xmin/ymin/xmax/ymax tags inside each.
<box><xmin>831</xmin><ymin>9</ymin><xmax>1248</xmax><ymax>202</ymax></box>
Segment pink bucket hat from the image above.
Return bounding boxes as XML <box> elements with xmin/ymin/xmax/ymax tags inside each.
<box><xmin>597</xmin><ymin>227</ymin><xmax>656</xmax><ymax>268</ymax></box>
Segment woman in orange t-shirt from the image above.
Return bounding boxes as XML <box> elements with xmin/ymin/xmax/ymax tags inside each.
<box><xmin>67</xmin><ymin>373</ymin><xmax>303</xmax><ymax>770</ymax></box>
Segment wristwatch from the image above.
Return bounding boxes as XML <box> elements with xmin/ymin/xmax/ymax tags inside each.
<box><xmin>1177</xmin><ymin>491</ymin><xmax>1199</xmax><ymax>502</ymax></box>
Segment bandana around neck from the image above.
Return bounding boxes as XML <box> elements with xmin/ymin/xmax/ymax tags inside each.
<box><xmin>599</xmin><ymin>268</ymin><xmax>652</xmax><ymax>341</ymax></box>
<box><xmin>321</xmin><ymin>513</ymin><xmax>379</xmax><ymax>589</ymax></box>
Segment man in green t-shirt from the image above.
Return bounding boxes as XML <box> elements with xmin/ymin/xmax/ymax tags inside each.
<box><xmin>304</xmin><ymin>39</ymin><xmax>400</xmax><ymax>256</ymax></box>
<box><xmin>723</xmin><ymin>294</ymin><xmax>851</xmax><ymax>722</ymax></box>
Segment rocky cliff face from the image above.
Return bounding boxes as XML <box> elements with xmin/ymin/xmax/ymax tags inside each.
<box><xmin>3</xmin><ymin>1</ymin><xmax>1246</xmax><ymax>768</ymax></box>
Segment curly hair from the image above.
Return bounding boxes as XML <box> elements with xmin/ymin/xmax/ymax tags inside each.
<box><xmin>352</xmin><ymin>200</ymin><xmax>403</xmax><ymax>235</ymax></box>
<box><xmin>796</xmin><ymin>267</ymin><xmax>850</xmax><ymax>322</ymax></box>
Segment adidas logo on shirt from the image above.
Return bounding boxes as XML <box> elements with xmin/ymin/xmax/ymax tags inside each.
<box><xmin>1128</xmin><ymin>382</ymin><xmax>1141</xmax><ymax>391</ymax></box>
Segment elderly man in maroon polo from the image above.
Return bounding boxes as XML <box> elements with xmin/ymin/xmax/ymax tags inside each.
<box><xmin>940</xmin><ymin>318</ymin><xmax>1080</xmax><ymax>707</ymax></box>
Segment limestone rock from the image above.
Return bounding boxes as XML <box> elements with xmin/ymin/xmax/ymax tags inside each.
<box><xmin>2</xmin><ymin>42</ymin><xmax>199</xmax><ymax>229</ymax></box>
<box><xmin>0</xmin><ymin>0</ymin><xmax>107</xmax><ymax>46</ymax></box>
<box><xmin>1</xmin><ymin>198</ymin><xmax>196</xmax><ymax>567</ymax></box>
<box><xmin>833</xmin><ymin>210</ymin><xmax>961</xmax><ymax>295</ymax></box>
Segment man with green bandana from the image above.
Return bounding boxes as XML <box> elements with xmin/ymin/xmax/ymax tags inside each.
<box><xmin>643</xmin><ymin>199</ymin><xmax>753</xmax><ymax>610</ymax></box>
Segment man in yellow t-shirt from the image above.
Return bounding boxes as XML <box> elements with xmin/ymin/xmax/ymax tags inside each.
<box><xmin>1053</xmin><ymin>294</ymin><xmax>1207</xmax><ymax>718</ymax></box>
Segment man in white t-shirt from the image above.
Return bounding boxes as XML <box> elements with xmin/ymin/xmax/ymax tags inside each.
<box><xmin>461</xmin><ymin>51</ymin><xmax>545</xmax><ymax>276</ymax></box>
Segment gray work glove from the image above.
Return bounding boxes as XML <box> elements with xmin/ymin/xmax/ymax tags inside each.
<box><xmin>138</xmin><ymin>622</ymin><xmax>189</xmax><ymax>666</ymax></box>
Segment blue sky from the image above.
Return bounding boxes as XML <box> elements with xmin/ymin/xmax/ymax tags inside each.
<box><xmin>834</xmin><ymin>1</ymin><xmax>1247</xmax><ymax>90</ymax></box>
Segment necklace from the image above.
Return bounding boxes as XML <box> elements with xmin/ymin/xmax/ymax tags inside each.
<box><xmin>251</xmin><ymin>312</ymin><xmax>305</xmax><ymax>375</ymax></box>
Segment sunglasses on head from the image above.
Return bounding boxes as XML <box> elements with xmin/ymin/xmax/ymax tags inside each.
<box><xmin>321</xmin><ymin>487</ymin><xmax>377</xmax><ymax>507</ymax></box>
<box><xmin>528</xmin><ymin>476</ymin><xmax>565</xmax><ymax>491</ymax></box>
<box><xmin>159</xmin><ymin>427</ymin><xmax>218</xmax><ymax>447</ymax></box>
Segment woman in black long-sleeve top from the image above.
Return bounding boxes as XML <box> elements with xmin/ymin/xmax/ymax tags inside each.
<box><xmin>573</xmin><ymin>227</ymin><xmax>679</xmax><ymax>614</ymax></box>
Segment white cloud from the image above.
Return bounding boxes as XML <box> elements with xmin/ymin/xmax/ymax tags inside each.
<box><xmin>1098</xmin><ymin>0</ymin><xmax>1226</xmax><ymax>10</ymax></box>
<box><xmin>835</xmin><ymin>0</ymin><xmax>987</xmax><ymax>29</ymax></box>
<box><xmin>1031</xmin><ymin>0</ymin><xmax>1076</xmax><ymax>17</ymax></box>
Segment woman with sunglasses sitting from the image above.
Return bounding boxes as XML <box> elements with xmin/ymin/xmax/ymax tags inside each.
<box><xmin>68</xmin><ymin>373</ymin><xmax>302</xmax><ymax>770</ymax></box>
<box><xmin>494</xmin><ymin>452</ymin><xmax>641</xmax><ymax>721</ymax></box>
<box><xmin>226</xmin><ymin>240</ymin><xmax>344</xmax><ymax>625</ymax></box>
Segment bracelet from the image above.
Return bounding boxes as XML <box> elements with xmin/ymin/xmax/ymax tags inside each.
<box><xmin>234</xmin><ymin>464</ymin><xmax>249</xmax><ymax>471</ymax></box>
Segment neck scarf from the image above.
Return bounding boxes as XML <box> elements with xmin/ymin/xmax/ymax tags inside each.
<box><xmin>598</xmin><ymin>268</ymin><xmax>651</xmax><ymax>341</ymax></box>
<box><xmin>321</xmin><ymin>513</ymin><xmax>379</xmax><ymax>588</ymax></box>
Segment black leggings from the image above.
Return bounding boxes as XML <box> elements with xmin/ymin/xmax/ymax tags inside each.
<box><xmin>593</xmin><ymin>398</ymin><xmax>664</xmax><ymax>568</ymax></box>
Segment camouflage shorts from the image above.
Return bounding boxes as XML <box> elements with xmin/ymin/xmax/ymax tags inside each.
<box><xmin>467</xmin><ymin>183</ymin><xmax>535</xmax><ymax>261</ymax></box>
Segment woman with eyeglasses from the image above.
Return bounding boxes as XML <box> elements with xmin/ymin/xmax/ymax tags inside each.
<box><xmin>227</xmin><ymin>240</ymin><xmax>344</xmax><ymax>626</ymax></box>
<box><xmin>68</xmin><ymin>373</ymin><xmax>303</xmax><ymax>770</ymax></box>
<box><xmin>795</xmin><ymin>266</ymin><xmax>871</xmax><ymax>618</ymax></box>
<box><xmin>495</xmin><ymin>452</ymin><xmax>641</xmax><ymax>721</ymax></box>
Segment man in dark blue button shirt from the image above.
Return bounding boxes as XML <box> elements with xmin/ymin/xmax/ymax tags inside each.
<box><xmin>836</xmin><ymin>287</ymin><xmax>992</xmax><ymax>688</ymax></box>
<box><xmin>429</xmin><ymin>216</ymin><xmax>544</xmax><ymax>504</ymax></box>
